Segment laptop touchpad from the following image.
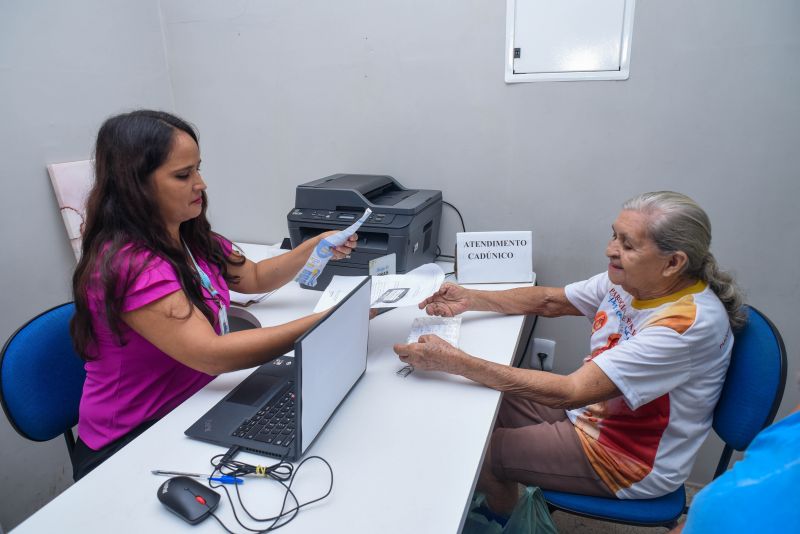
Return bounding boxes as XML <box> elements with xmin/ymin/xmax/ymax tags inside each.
<box><xmin>227</xmin><ymin>373</ymin><xmax>283</xmax><ymax>406</ymax></box>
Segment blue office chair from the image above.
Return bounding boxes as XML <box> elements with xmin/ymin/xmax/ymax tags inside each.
<box><xmin>542</xmin><ymin>305</ymin><xmax>787</xmax><ymax>528</ymax></box>
<box><xmin>0</xmin><ymin>302</ymin><xmax>86</xmax><ymax>463</ymax></box>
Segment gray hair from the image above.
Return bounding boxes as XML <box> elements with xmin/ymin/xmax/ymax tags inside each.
<box><xmin>622</xmin><ymin>191</ymin><xmax>747</xmax><ymax>330</ymax></box>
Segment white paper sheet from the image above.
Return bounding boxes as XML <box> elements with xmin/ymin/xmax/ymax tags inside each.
<box><xmin>369</xmin><ymin>263</ymin><xmax>445</xmax><ymax>308</ymax></box>
<box><xmin>312</xmin><ymin>276</ymin><xmax>367</xmax><ymax>312</ymax></box>
<box><xmin>407</xmin><ymin>316</ymin><xmax>462</xmax><ymax>347</ymax></box>
<box><xmin>312</xmin><ymin>263</ymin><xmax>445</xmax><ymax>312</ymax></box>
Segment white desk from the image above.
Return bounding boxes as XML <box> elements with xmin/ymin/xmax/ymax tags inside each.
<box><xmin>14</xmin><ymin>245</ymin><xmax>535</xmax><ymax>534</ymax></box>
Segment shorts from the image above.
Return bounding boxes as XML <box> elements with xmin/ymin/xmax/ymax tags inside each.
<box><xmin>490</xmin><ymin>394</ymin><xmax>614</xmax><ymax>497</ymax></box>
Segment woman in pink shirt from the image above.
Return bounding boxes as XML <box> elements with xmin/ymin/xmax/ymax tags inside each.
<box><xmin>69</xmin><ymin>110</ymin><xmax>356</xmax><ymax>479</ymax></box>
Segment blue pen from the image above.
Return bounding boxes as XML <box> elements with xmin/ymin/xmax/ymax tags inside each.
<box><xmin>152</xmin><ymin>470</ymin><xmax>243</xmax><ymax>485</ymax></box>
<box><xmin>209</xmin><ymin>475</ymin><xmax>243</xmax><ymax>485</ymax></box>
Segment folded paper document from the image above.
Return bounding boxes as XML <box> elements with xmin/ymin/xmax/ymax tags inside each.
<box><xmin>295</xmin><ymin>208</ymin><xmax>371</xmax><ymax>287</ymax></box>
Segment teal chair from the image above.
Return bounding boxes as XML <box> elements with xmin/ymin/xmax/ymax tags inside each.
<box><xmin>0</xmin><ymin>303</ymin><xmax>86</xmax><ymax>464</ymax></box>
<box><xmin>542</xmin><ymin>305</ymin><xmax>787</xmax><ymax>528</ymax></box>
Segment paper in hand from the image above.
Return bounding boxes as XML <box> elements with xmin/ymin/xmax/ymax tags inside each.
<box><xmin>313</xmin><ymin>263</ymin><xmax>445</xmax><ymax>312</ymax></box>
<box><xmin>407</xmin><ymin>316</ymin><xmax>462</xmax><ymax>347</ymax></box>
<box><xmin>294</xmin><ymin>208</ymin><xmax>371</xmax><ymax>287</ymax></box>
<box><xmin>369</xmin><ymin>263</ymin><xmax>445</xmax><ymax>308</ymax></box>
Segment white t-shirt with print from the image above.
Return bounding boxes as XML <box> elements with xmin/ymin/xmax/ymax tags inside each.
<box><xmin>564</xmin><ymin>272</ymin><xmax>732</xmax><ymax>499</ymax></box>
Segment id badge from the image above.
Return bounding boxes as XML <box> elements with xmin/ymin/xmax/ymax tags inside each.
<box><xmin>218</xmin><ymin>303</ymin><xmax>230</xmax><ymax>335</ymax></box>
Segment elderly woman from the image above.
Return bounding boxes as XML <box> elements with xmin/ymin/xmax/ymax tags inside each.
<box><xmin>393</xmin><ymin>191</ymin><xmax>746</xmax><ymax>518</ymax></box>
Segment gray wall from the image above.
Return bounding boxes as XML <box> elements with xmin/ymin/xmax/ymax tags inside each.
<box><xmin>161</xmin><ymin>0</ymin><xmax>799</xmax><ymax>485</ymax></box>
<box><xmin>0</xmin><ymin>1</ymin><xmax>174</xmax><ymax>529</ymax></box>
<box><xmin>0</xmin><ymin>0</ymin><xmax>797</xmax><ymax>528</ymax></box>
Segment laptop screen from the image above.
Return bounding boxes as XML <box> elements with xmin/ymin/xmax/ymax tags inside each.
<box><xmin>296</xmin><ymin>277</ymin><xmax>371</xmax><ymax>454</ymax></box>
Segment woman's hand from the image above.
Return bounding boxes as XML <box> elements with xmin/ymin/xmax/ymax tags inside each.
<box><xmin>318</xmin><ymin>231</ymin><xmax>358</xmax><ymax>260</ymax></box>
<box><xmin>392</xmin><ymin>334</ymin><xmax>465</xmax><ymax>373</ymax></box>
<box><xmin>418</xmin><ymin>283</ymin><xmax>472</xmax><ymax>317</ymax></box>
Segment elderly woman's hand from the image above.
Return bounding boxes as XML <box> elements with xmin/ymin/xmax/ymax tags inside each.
<box><xmin>418</xmin><ymin>283</ymin><xmax>472</xmax><ymax>317</ymax></box>
<box><xmin>392</xmin><ymin>334</ymin><xmax>465</xmax><ymax>373</ymax></box>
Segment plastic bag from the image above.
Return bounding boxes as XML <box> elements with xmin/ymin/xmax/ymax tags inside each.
<box><xmin>463</xmin><ymin>487</ymin><xmax>558</xmax><ymax>534</ymax></box>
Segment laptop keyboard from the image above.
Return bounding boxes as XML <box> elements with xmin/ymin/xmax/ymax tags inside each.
<box><xmin>232</xmin><ymin>382</ymin><xmax>296</xmax><ymax>448</ymax></box>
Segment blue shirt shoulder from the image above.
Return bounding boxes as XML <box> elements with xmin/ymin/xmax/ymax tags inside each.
<box><xmin>683</xmin><ymin>410</ymin><xmax>800</xmax><ymax>533</ymax></box>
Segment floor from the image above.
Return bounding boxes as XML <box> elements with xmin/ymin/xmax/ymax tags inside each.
<box><xmin>547</xmin><ymin>483</ymin><xmax>701</xmax><ymax>533</ymax></box>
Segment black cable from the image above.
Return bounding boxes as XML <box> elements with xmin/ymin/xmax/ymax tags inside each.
<box><xmin>434</xmin><ymin>245</ymin><xmax>456</xmax><ymax>262</ymax></box>
<box><xmin>211</xmin><ymin>483</ymin><xmax>294</xmax><ymax>533</ymax></box>
<box><xmin>435</xmin><ymin>200</ymin><xmax>466</xmax><ymax>261</ymax></box>
<box><xmin>433</xmin><ymin>245</ymin><xmax>450</xmax><ymax>259</ymax></box>
<box><xmin>223</xmin><ymin>451</ymin><xmax>299</xmax><ymax>530</ymax></box>
<box><xmin>211</xmin><ymin>449</ymin><xmax>293</xmax><ymax>482</ymax></box>
<box><xmin>236</xmin><ymin>455</ymin><xmax>334</xmax><ymax>526</ymax></box>
<box><xmin>206</xmin><ymin>448</ymin><xmax>334</xmax><ymax>533</ymax></box>
<box><xmin>210</xmin><ymin>512</ymin><xmax>239</xmax><ymax>534</ymax></box>
<box><xmin>234</xmin><ymin>479</ymin><xmax>300</xmax><ymax>529</ymax></box>
<box><xmin>442</xmin><ymin>200</ymin><xmax>466</xmax><ymax>233</ymax></box>
<box><xmin>209</xmin><ymin>449</ymin><xmax>295</xmax><ymax>531</ymax></box>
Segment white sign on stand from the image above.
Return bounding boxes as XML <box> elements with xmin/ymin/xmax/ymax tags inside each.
<box><xmin>456</xmin><ymin>231</ymin><xmax>533</xmax><ymax>284</ymax></box>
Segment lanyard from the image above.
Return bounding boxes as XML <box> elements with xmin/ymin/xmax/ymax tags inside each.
<box><xmin>183</xmin><ymin>242</ymin><xmax>229</xmax><ymax>335</ymax></box>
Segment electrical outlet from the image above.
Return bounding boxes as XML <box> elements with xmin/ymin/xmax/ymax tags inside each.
<box><xmin>528</xmin><ymin>338</ymin><xmax>555</xmax><ymax>371</ymax></box>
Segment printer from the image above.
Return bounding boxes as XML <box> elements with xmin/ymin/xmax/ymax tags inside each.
<box><xmin>287</xmin><ymin>174</ymin><xmax>442</xmax><ymax>290</ymax></box>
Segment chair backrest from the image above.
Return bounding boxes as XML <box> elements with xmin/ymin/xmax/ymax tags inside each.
<box><xmin>0</xmin><ymin>303</ymin><xmax>86</xmax><ymax>450</ymax></box>
<box><xmin>712</xmin><ymin>305</ymin><xmax>787</xmax><ymax>478</ymax></box>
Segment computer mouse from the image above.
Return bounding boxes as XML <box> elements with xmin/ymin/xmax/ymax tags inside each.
<box><xmin>157</xmin><ymin>476</ymin><xmax>221</xmax><ymax>525</ymax></box>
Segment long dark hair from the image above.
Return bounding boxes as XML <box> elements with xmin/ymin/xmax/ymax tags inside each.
<box><xmin>71</xmin><ymin>110</ymin><xmax>242</xmax><ymax>360</ymax></box>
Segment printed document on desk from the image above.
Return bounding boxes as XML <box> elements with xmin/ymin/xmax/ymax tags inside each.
<box><xmin>313</xmin><ymin>263</ymin><xmax>445</xmax><ymax>312</ymax></box>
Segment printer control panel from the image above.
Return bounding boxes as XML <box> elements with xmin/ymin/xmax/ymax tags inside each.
<box><xmin>290</xmin><ymin>208</ymin><xmax>395</xmax><ymax>226</ymax></box>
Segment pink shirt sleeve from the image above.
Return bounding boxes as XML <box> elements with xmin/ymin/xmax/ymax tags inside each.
<box><xmin>122</xmin><ymin>253</ymin><xmax>183</xmax><ymax>313</ymax></box>
<box><xmin>117</xmin><ymin>237</ymin><xmax>234</xmax><ymax>313</ymax></box>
